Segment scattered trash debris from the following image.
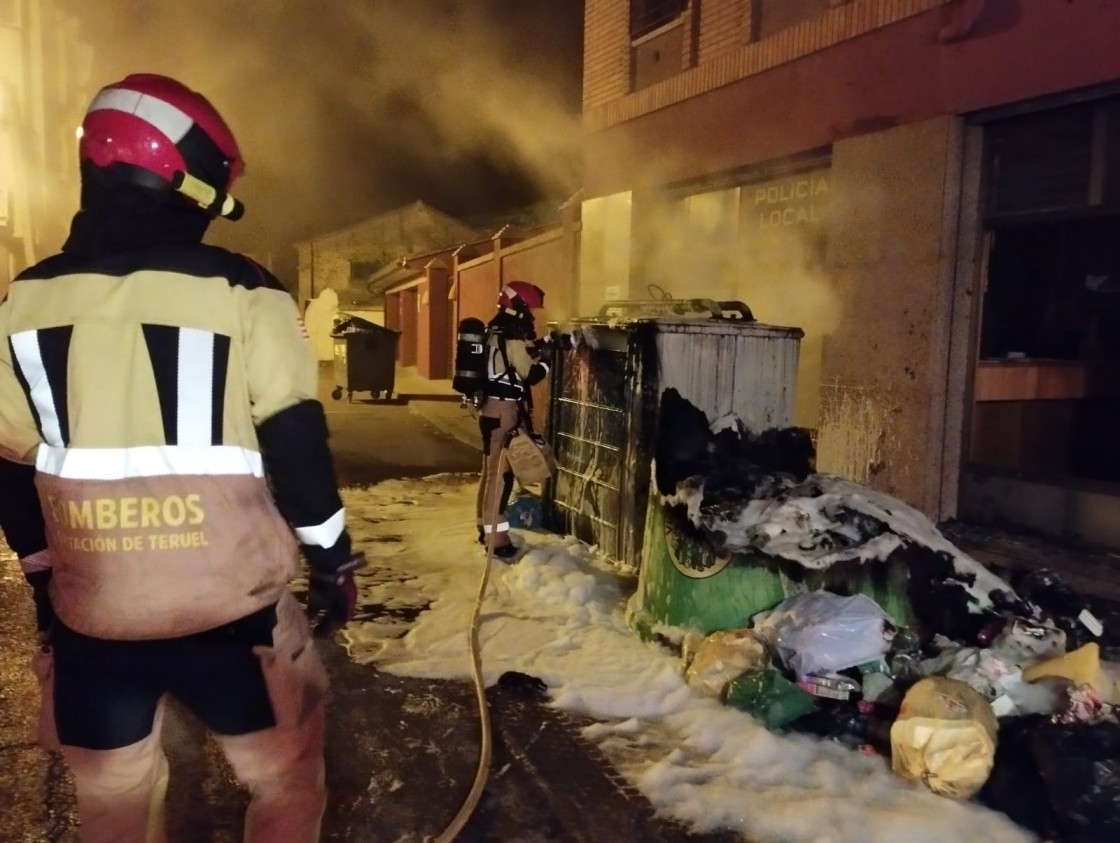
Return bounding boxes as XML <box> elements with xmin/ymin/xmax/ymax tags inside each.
<box><xmin>1031</xmin><ymin>721</ymin><xmax>1120</xmax><ymax>841</ymax></box>
<box><xmin>497</xmin><ymin>671</ymin><xmax>549</xmax><ymax>701</ymax></box>
<box><xmin>723</xmin><ymin>668</ymin><xmax>816</xmax><ymax>730</ymax></box>
<box><xmin>1023</xmin><ymin>642</ymin><xmax>1105</xmax><ymax>694</ymax></box>
<box><xmin>797</xmin><ymin>673</ymin><xmax>862</xmax><ymax>701</ymax></box>
<box><xmin>890</xmin><ymin>677</ymin><xmax>999</xmax><ymax>800</ymax></box>
<box><xmin>752</xmin><ymin>592</ymin><xmax>896</xmax><ymax>681</ymax></box>
<box><xmin>506</xmin><ymin>490</ymin><xmax>545</xmax><ymax>530</ymax></box>
<box><xmin>684</xmin><ymin>628</ymin><xmax>771</xmax><ymax>696</ymax></box>
<box><xmin>646</xmin><ymin>388</ymin><xmax>1117</xmax><ymax>834</ymax></box>
<box><xmin>1015</xmin><ymin>568</ymin><xmax>1104</xmax><ymax>650</ymax></box>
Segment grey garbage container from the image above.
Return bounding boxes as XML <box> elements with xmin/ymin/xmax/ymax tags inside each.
<box><xmin>330</xmin><ymin>316</ymin><xmax>400</xmax><ymax>402</ymax></box>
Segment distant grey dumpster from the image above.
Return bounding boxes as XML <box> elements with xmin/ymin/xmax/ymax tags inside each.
<box><xmin>330</xmin><ymin>316</ymin><xmax>400</xmax><ymax>402</ymax></box>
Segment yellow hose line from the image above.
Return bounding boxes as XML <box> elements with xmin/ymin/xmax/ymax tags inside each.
<box><xmin>433</xmin><ymin>446</ymin><xmax>504</xmax><ymax>843</ymax></box>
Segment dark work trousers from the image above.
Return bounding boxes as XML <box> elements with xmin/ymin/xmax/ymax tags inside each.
<box><xmin>0</xmin><ymin>457</ymin><xmax>46</xmax><ymax>558</ymax></box>
<box><xmin>475</xmin><ymin>398</ymin><xmax>520</xmax><ymax>550</ymax></box>
<box><xmin>43</xmin><ymin>592</ymin><xmax>328</xmax><ymax>843</ymax></box>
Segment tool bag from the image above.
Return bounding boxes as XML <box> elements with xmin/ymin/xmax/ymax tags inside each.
<box><xmin>505</xmin><ymin>428</ymin><xmax>556</xmax><ymax>486</ymax></box>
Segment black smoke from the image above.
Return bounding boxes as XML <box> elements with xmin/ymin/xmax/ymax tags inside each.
<box><xmin>66</xmin><ymin>0</ymin><xmax>584</xmax><ymax>278</ymax></box>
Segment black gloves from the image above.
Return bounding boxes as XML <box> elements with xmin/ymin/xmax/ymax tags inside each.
<box><xmin>306</xmin><ymin>551</ymin><xmax>366</xmax><ymax>637</ymax></box>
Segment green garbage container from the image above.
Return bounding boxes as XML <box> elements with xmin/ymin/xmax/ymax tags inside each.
<box><xmin>628</xmin><ymin>488</ymin><xmax>913</xmax><ymax>640</ymax></box>
<box><xmin>330</xmin><ymin>317</ymin><xmax>400</xmax><ymax>402</ymax></box>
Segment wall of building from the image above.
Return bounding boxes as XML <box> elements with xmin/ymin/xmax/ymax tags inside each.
<box><xmin>698</xmin><ymin>0</ymin><xmax>752</xmax><ymax>65</ymax></box>
<box><xmin>583</xmin><ymin>0</ymin><xmax>1120</xmax><ymax>198</ymax></box>
<box><xmin>455</xmin><ymin>254</ymin><xmax>500</xmax><ymax>327</ymax></box>
<box><xmin>579</xmin><ymin>0</ymin><xmax>1120</xmax><ymax>524</ymax></box>
<box><xmin>295</xmin><ymin>202</ymin><xmax>478</xmax><ymax>306</ymax></box>
<box><xmin>816</xmin><ymin>116</ymin><xmax>962</xmax><ymax>514</ymax></box>
<box><xmin>0</xmin><ymin>1</ymin><xmax>90</xmax><ymax>295</ymax></box>
<box><xmin>500</xmin><ymin>231</ymin><xmax>573</xmax><ymax>329</ymax></box>
<box><xmin>577</xmin><ymin>192</ymin><xmax>634</xmax><ymax>318</ymax></box>
<box><xmin>961</xmin><ymin>474</ymin><xmax>1120</xmax><ymax>551</ymax></box>
<box><xmin>417</xmin><ymin>264</ymin><xmax>450</xmax><ymax>380</ymax></box>
<box><xmin>582</xmin><ymin>0</ymin><xmax>631</xmax><ymax>111</ymax></box>
<box><xmin>398</xmin><ymin>288</ymin><xmax>418</xmax><ymax>368</ymax></box>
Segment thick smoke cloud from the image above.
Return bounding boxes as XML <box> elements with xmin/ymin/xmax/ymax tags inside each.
<box><xmin>67</xmin><ymin>0</ymin><xmax>583</xmax><ymax>271</ymax></box>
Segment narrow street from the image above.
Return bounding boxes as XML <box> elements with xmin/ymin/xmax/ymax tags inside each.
<box><xmin>0</xmin><ymin>367</ymin><xmax>726</xmax><ymax>843</ymax></box>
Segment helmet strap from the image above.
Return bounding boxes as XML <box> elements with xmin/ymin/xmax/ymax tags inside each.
<box><xmin>89</xmin><ymin>163</ymin><xmax>242</xmax><ymax>221</ymax></box>
<box><xmin>170</xmin><ymin>172</ymin><xmax>244</xmax><ymax>220</ymax></box>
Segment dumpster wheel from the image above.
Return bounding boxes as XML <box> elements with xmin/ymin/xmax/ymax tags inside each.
<box><xmin>331</xmin><ymin>387</ymin><xmax>343</xmax><ymax>401</ymax></box>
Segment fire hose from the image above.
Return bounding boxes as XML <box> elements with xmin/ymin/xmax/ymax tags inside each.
<box><xmin>432</xmin><ymin>440</ymin><xmax>508</xmax><ymax>842</ymax></box>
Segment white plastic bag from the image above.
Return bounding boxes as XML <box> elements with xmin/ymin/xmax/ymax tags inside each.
<box><xmin>752</xmin><ymin>592</ymin><xmax>895</xmax><ymax>681</ymax></box>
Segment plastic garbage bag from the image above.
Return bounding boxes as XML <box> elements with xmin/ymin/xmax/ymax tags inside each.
<box><xmin>920</xmin><ymin>646</ymin><xmax>1016</xmax><ymax>698</ymax></box>
<box><xmin>752</xmin><ymin>592</ymin><xmax>895</xmax><ymax>681</ymax></box>
<box><xmin>890</xmin><ymin>677</ymin><xmax>998</xmax><ymax>799</ymax></box>
<box><xmin>924</xmin><ymin>643</ymin><xmax>1072</xmax><ymax>718</ymax></box>
<box><xmin>1101</xmin><ymin>660</ymin><xmax>1120</xmax><ymax>704</ymax></box>
<box><xmin>1031</xmin><ymin>721</ymin><xmax>1120</xmax><ymax>842</ymax></box>
<box><xmin>685</xmin><ymin>629</ymin><xmax>772</xmax><ymax>696</ymax></box>
<box><xmin>979</xmin><ymin>714</ymin><xmax>1064</xmax><ymax>839</ymax></box>
<box><xmin>1023</xmin><ymin>642</ymin><xmax>1104</xmax><ymax>694</ymax></box>
<box><xmin>1015</xmin><ymin>568</ymin><xmax>1105</xmax><ymax>652</ymax></box>
<box><xmin>506</xmin><ymin>491</ymin><xmax>545</xmax><ymax>529</ymax></box>
<box><xmin>991</xmin><ymin>616</ymin><xmax>1067</xmax><ymax>664</ymax></box>
<box><xmin>724</xmin><ymin>667</ymin><xmax>816</xmax><ymax>730</ymax></box>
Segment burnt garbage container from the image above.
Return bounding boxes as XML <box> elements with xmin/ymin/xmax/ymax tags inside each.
<box><xmin>330</xmin><ymin>316</ymin><xmax>400</xmax><ymax>402</ymax></box>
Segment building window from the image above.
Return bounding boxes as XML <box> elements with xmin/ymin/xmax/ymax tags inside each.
<box><xmin>970</xmin><ymin>95</ymin><xmax>1120</xmax><ymax>485</ymax></box>
<box><xmin>631</xmin><ymin>0</ymin><xmax>685</xmax><ymax>40</ymax></box>
<box><xmin>753</xmin><ymin>0</ymin><xmax>831</xmax><ymax>41</ymax></box>
<box><xmin>983</xmin><ymin>102</ymin><xmax>1120</xmax><ymax>219</ymax></box>
<box><xmin>630</xmin><ymin>0</ymin><xmax>686</xmax><ymax>92</ymax></box>
<box><xmin>987</xmin><ymin>107</ymin><xmax>1094</xmax><ymax>217</ymax></box>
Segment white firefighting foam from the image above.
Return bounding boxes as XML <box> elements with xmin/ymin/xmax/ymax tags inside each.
<box><xmin>340</xmin><ymin>474</ymin><xmax>1033</xmax><ymax>843</ymax></box>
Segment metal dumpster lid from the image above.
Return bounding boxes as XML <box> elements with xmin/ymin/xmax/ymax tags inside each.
<box><xmin>571</xmin><ymin>299</ymin><xmax>803</xmax><ymax>338</ymax></box>
<box><xmin>331</xmin><ymin>314</ymin><xmax>400</xmax><ymax>336</ymax></box>
<box><xmin>592</xmin><ymin>298</ymin><xmax>752</xmax><ymax>321</ymax></box>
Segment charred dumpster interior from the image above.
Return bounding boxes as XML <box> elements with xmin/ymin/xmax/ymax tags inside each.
<box><xmin>964</xmin><ymin>93</ymin><xmax>1120</xmax><ymax>540</ymax></box>
<box><xmin>645</xmin><ymin>386</ymin><xmax>1034</xmax><ymax>638</ymax></box>
<box><xmin>546</xmin><ymin>299</ymin><xmax>801</xmax><ymax>572</ymax></box>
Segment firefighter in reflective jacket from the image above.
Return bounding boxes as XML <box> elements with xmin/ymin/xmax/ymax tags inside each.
<box><xmin>0</xmin><ymin>74</ymin><xmax>360</xmax><ymax>843</ymax></box>
<box><xmin>476</xmin><ymin>281</ymin><xmax>550</xmax><ymax>558</ymax></box>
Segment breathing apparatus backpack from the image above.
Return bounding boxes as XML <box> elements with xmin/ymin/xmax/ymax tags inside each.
<box><xmin>453</xmin><ymin>317</ymin><xmax>488</xmax><ymax>406</ymax></box>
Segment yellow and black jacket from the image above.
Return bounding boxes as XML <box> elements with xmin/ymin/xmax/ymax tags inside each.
<box><xmin>0</xmin><ymin>202</ymin><xmax>349</xmax><ymax>640</ymax></box>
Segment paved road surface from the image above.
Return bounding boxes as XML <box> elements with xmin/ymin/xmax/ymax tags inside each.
<box><xmin>0</xmin><ymin>366</ymin><xmax>729</xmax><ymax>842</ymax></box>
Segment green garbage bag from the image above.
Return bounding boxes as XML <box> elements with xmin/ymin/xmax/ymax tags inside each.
<box><xmin>724</xmin><ymin>667</ymin><xmax>816</xmax><ymax>731</ymax></box>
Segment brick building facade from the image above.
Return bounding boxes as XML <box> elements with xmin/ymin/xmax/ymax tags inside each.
<box><xmin>579</xmin><ymin>0</ymin><xmax>1120</xmax><ymax>549</ymax></box>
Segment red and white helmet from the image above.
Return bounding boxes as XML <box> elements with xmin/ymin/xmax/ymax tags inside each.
<box><xmin>498</xmin><ymin>280</ymin><xmax>545</xmax><ymax>313</ymax></box>
<box><xmin>79</xmin><ymin>74</ymin><xmax>244</xmax><ymax>219</ymax></box>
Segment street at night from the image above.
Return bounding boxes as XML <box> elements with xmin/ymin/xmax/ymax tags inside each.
<box><xmin>0</xmin><ymin>370</ymin><xmax>737</xmax><ymax>842</ymax></box>
<box><xmin>8</xmin><ymin>2</ymin><xmax>1120</xmax><ymax>842</ymax></box>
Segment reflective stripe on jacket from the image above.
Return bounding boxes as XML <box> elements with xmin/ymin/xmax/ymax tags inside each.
<box><xmin>0</xmin><ymin>244</ymin><xmax>313</xmax><ymax>639</ymax></box>
<box><xmin>482</xmin><ymin>332</ymin><xmax>548</xmax><ymax>400</ymax></box>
